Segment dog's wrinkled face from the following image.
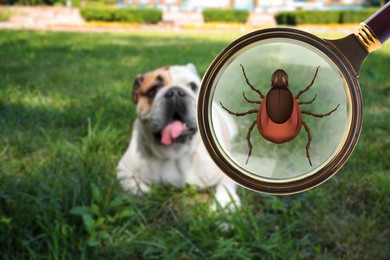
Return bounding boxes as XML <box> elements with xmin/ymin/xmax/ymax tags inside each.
<box><xmin>132</xmin><ymin>64</ymin><xmax>201</xmax><ymax>146</ymax></box>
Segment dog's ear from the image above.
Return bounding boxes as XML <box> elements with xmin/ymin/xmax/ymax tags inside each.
<box><xmin>186</xmin><ymin>63</ymin><xmax>198</xmax><ymax>76</ymax></box>
<box><xmin>132</xmin><ymin>74</ymin><xmax>144</xmax><ymax>104</ymax></box>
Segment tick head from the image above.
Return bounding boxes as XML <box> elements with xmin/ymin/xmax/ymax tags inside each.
<box><xmin>271</xmin><ymin>69</ymin><xmax>289</xmax><ymax>88</ymax></box>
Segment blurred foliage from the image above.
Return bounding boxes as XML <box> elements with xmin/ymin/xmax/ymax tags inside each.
<box><xmin>203</xmin><ymin>8</ymin><xmax>249</xmax><ymax>23</ymax></box>
<box><xmin>80</xmin><ymin>7</ymin><xmax>162</xmax><ymax>23</ymax></box>
<box><xmin>0</xmin><ymin>9</ymin><xmax>12</xmax><ymax>21</ymax></box>
<box><xmin>366</xmin><ymin>0</ymin><xmax>390</xmax><ymax>6</ymax></box>
<box><xmin>0</xmin><ymin>0</ymin><xmax>105</xmax><ymax>6</ymax></box>
<box><xmin>275</xmin><ymin>8</ymin><xmax>379</xmax><ymax>25</ymax></box>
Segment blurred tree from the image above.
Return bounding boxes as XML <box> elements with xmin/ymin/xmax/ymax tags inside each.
<box><xmin>367</xmin><ymin>0</ymin><xmax>390</xmax><ymax>6</ymax></box>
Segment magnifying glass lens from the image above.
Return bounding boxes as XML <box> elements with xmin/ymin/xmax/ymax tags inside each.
<box><xmin>206</xmin><ymin>37</ymin><xmax>354</xmax><ymax>186</ymax></box>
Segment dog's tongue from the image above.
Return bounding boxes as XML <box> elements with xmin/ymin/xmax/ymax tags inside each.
<box><xmin>161</xmin><ymin>120</ymin><xmax>185</xmax><ymax>145</ymax></box>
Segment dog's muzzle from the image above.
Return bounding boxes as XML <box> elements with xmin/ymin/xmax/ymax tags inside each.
<box><xmin>152</xmin><ymin>87</ymin><xmax>197</xmax><ymax>145</ymax></box>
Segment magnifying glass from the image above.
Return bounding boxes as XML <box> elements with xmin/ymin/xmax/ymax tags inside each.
<box><xmin>197</xmin><ymin>3</ymin><xmax>390</xmax><ymax>194</ymax></box>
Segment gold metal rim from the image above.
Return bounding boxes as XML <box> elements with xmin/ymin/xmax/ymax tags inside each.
<box><xmin>355</xmin><ymin>23</ymin><xmax>382</xmax><ymax>53</ymax></box>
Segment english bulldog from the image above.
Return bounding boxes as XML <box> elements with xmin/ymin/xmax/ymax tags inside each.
<box><xmin>117</xmin><ymin>64</ymin><xmax>240</xmax><ymax>210</ymax></box>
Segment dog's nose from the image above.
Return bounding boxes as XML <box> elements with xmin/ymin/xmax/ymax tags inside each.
<box><xmin>165</xmin><ymin>87</ymin><xmax>186</xmax><ymax>98</ymax></box>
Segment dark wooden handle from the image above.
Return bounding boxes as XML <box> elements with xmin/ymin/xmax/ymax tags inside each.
<box><xmin>364</xmin><ymin>2</ymin><xmax>390</xmax><ymax>44</ymax></box>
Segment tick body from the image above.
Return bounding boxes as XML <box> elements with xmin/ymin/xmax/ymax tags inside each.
<box><xmin>258</xmin><ymin>88</ymin><xmax>302</xmax><ymax>144</ymax></box>
<box><xmin>220</xmin><ymin>65</ymin><xmax>339</xmax><ymax>166</ymax></box>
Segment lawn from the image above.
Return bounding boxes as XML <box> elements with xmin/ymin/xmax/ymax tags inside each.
<box><xmin>0</xmin><ymin>29</ymin><xmax>389</xmax><ymax>259</ymax></box>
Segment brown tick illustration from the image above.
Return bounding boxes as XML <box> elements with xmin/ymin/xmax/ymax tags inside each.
<box><xmin>220</xmin><ymin>65</ymin><xmax>339</xmax><ymax>166</ymax></box>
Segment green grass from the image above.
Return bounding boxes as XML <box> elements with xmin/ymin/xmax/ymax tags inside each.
<box><xmin>0</xmin><ymin>30</ymin><xmax>389</xmax><ymax>259</ymax></box>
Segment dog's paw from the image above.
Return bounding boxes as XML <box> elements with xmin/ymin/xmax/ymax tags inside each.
<box><xmin>119</xmin><ymin>178</ymin><xmax>151</xmax><ymax>195</ymax></box>
<box><xmin>212</xmin><ymin>189</ymin><xmax>241</xmax><ymax>212</ymax></box>
<box><xmin>211</xmin><ymin>181</ymin><xmax>241</xmax><ymax>212</ymax></box>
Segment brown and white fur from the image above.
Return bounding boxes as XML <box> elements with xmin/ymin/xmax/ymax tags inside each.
<box><xmin>117</xmin><ymin>64</ymin><xmax>240</xmax><ymax>210</ymax></box>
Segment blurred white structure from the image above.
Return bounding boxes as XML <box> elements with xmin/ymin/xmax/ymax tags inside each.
<box><xmin>125</xmin><ymin>0</ymin><xmax>366</xmax><ymax>12</ymax></box>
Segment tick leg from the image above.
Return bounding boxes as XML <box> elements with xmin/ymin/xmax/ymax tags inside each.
<box><xmin>298</xmin><ymin>93</ymin><xmax>317</xmax><ymax>105</ymax></box>
<box><xmin>302</xmin><ymin>121</ymin><xmax>313</xmax><ymax>166</ymax></box>
<box><xmin>220</xmin><ymin>102</ymin><xmax>258</xmax><ymax>117</ymax></box>
<box><xmin>245</xmin><ymin>119</ymin><xmax>258</xmax><ymax>165</ymax></box>
<box><xmin>295</xmin><ymin>66</ymin><xmax>320</xmax><ymax>99</ymax></box>
<box><xmin>301</xmin><ymin>104</ymin><xmax>339</xmax><ymax>118</ymax></box>
<box><xmin>240</xmin><ymin>64</ymin><xmax>265</xmax><ymax>99</ymax></box>
<box><xmin>243</xmin><ymin>92</ymin><xmax>261</xmax><ymax>104</ymax></box>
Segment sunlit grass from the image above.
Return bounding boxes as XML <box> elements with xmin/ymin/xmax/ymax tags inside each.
<box><xmin>0</xmin><ymin>29</ymin><xmax>389</xmax><ymax>259</ymax></box>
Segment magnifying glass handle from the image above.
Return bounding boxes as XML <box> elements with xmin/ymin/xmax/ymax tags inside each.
<box><xmin>328</xmin><ymin>2</ymin><xmax>390</xmax><ymax>76</ymax></box>
<box><xmin>364</xmin><ymin>1</ymin><xmax>390</xmax><ymax>44</ymax></box>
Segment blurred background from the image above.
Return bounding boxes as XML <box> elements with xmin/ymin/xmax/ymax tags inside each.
<box><xmin>0</xmin><ymin>0</ymin><xmax>389</xmax><ymax>30</ymax></box>
<box><xmin>1</xmin><ymin>0</ymin><xmax>389</xmax><ymax>259</ymax></box>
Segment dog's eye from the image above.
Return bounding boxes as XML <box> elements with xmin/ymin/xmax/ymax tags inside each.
<box><xmin>145</xmin><ymin>85</ymin><xmax>160</xmax><ymax>98</ymax></box>
<box><xmin>188</xmin><ymin>82</ymin><xmax>198</xmax><ymax>92</ymax></box>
